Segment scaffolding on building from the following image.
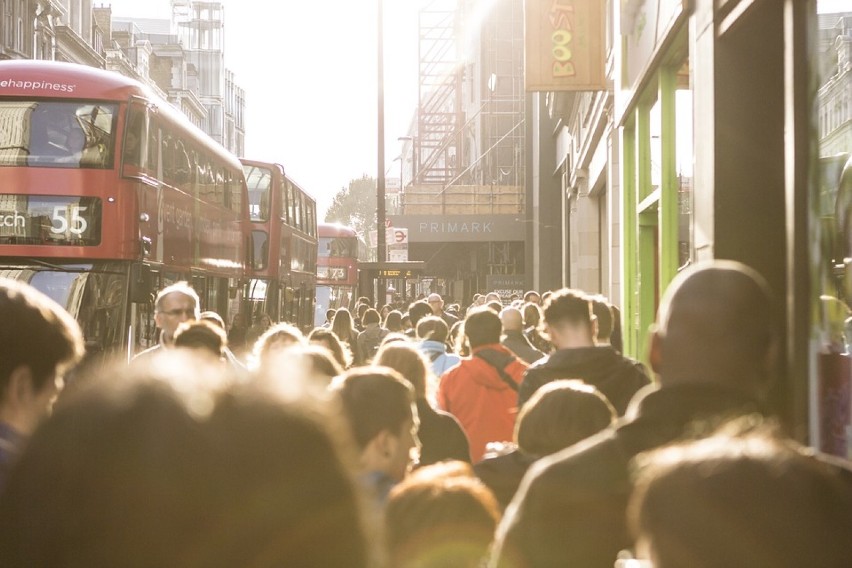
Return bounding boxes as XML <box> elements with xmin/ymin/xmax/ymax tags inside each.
<box><xmin>415</xmin><ymin>0</ymin><xmax>525</xmax><ymax>192</ymax></box>
<box><xmin>413</xmin><ymin>0</ymin><xmax>526</xmax><ymax>281</ymax></box>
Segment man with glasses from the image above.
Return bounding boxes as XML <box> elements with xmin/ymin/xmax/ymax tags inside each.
<box><xmin>427</xmin><ymin>293</ymin><xmax>458</xmax><ymax>327</ymax></box>
<box><xmin>134</xmin><ymin>282</ymin><xmax>200</xmax><ymax>360</ymax></box>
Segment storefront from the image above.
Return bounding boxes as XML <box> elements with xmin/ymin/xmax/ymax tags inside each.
<box><xmin>613</xmin><ymin>0</ymin><xmax>850</xmax><ymax>455</ymax></box>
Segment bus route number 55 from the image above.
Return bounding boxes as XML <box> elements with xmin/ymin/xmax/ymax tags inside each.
<box><xmin>51</xmin><ymin>206</ymin><xmax>88</xmax><ymax>236</ymax></box>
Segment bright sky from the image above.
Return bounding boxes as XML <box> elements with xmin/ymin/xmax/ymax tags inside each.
<box><xmin>105</xmin><ymin>0</ymin><xmax>430</xmax><ymax>218</ymax></box>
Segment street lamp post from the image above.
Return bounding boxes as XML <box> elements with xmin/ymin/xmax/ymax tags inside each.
<box><xmin>377</xmin><ymin>0</ymin><xmax>386</xmax><ymax>302</ymax></box>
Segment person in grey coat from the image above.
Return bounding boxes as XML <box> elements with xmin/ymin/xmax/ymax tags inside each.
<box><xmin>500</xmin><ymin>307</ymin><xmax>544</xmax><ymax>365</ymax></box>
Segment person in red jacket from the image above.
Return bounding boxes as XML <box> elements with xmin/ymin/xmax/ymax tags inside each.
<box><xmin>437</xmin><ymin>308</ymin><xmax>527</xmax><ymax>462</ymax></box>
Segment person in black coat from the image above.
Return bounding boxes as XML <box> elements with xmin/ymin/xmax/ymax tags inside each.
<box><xmin>490</xmin><ymin>261</ymin><xmax>786</xmax><ymax>568</ymax></box>
<box><xmin>475</xmin><ymin>379</ymin><xmax>615</xmax><ymax>510</ymax></box>
<box><xmin>375</xmin><ymin>341</ymin><xmax>470</xmax><ymax>466</ymax></box>
<box><xmin>518</xmin><ymin>289</ymin><xmax>651</xmax><ymax>414</ymax></box>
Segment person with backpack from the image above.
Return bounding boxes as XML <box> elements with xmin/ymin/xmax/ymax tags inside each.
<box><xmin>437</xmin><ymin>308</ymin><xmax>527</xmax><ymax>463</ymax></box>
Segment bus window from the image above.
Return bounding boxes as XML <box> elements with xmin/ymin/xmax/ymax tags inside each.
<box><xmin>244</xmin><ymin>164</ymin><xmax>272</xmax><ymax>221</ymax></box>
<box><xmin>122</xmin><ymin>103</ymin><xmax>146</xmax><ymax>170</ymax></box>
<box><xmin>286</xmin><ymin>181</ymin><xmax>295</xmax><ymax>225</ymax></box>
<box><xmin>252</xmin><ymin>230</ymin><xmax>268</xmax><ymax>270</ymax></box>
<box><xmin>293</xmin><ymin>189</ymin><xmax>302</xmax><ymax>230</ymax></box>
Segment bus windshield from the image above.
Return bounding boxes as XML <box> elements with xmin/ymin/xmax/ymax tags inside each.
<box><xmin>0</xmin><ymin>262</ymin><xmax>128</xmax><ymax>354</ymax></box>
<box><xmin>319</xmin><ymin>236</ymin><xmax>357</xmax><ymax>258</ymax></box>
<box><xmin>0</xmin><ymin>100</ymin><xmax>117</xmax><ymax>169</ymax></box>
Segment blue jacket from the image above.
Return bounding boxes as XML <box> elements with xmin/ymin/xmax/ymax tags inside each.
<box><xmin>419</xmin><ymin>340</ymin><xmax>460</xmax><ymax>376</ymax></box>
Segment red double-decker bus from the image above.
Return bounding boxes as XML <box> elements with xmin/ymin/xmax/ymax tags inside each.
<box><xmin>241</xmin><ymin>159</ymin><xmax>317</xmax><ymax>331</ymax></box>
<box><xmin>315</xmin><ymin>222</ymin><xmax>363</xmax><ymax>327</ymax></box>
<box><xmin>0</xmin><ymin>60</ymin><xmax>249</xmax><ymax>358</ymax></box>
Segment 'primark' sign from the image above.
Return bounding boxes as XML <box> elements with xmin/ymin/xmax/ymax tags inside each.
<box><xmin>389</xmin><ymin>214</ymin><xmax>525</xmax><ymax>243</ymax></box>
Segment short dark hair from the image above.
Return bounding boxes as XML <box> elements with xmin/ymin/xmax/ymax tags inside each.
<box><xmin>0</xmin><ymin>279</ymin><xmax>84</xmax><ymax>393</ymax></box>
<box><xmin>516</xmin><ymin>380</ymin><xmax>615</xmax><ymax>456</ymax></box>
<box><xmin>362</xmin><ymin>308</ymin><xmax>381</xmax><ymax>326</ymax></box>
<box><xmin>630</xmin><ymin>422</ymin><xmax>852</xmax><ymax>567</ymax></box>
<box><xmin>590</xmin><ymin>296</ymin><xmax>614</xmax><ymax>341</ymax></box>
<box><xmin>542</xmin><ymin>289</ymin><xmax>592</xmax><ymax>329</ymax></box>
<box><xmin>174</xmin><ymin>320</ymin><xmax>227</xmax><ymax>358</ymax></box>
<box><xmin>523</xmin><ymin>290</ymin><xmax>540</xmax><ymax>302</ymax></box>
<box><xmin>384</xmin><ymin>310</ymin><xmax>403</xmax><ymax>332</ymax></box>
<box><xmin>333</xmin><ymin>367</ymin><xmax>414</xmax><ymax>449</ymax></box>
<box><xmin>464</xmin><ymin>308</ymin><xmax>502</xmax><ymax>349</ymax></box>
<box><xmin>416</xmin><ymin>315</ymin><xmax>449</xmax><ymax>343</ymax></box>
<box><xmin>523</xmin><ymin>302</ymin><xmax>542</xmax><ymax>328</ymax></box>
<box><xmin>407</xmin><ymin>301</ymin><xmax>432</xmax><ymax>327</ymax></box>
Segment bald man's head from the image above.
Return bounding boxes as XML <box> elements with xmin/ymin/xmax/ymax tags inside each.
<box><xmin>500</xmin><ymin>307</ymin><xmax>524</xmax><ymax>332</ymax></box>
<box><xmin>651</xmin><ymin>261</ymin><xmax>776</xmax><ymax>392</ymax></box>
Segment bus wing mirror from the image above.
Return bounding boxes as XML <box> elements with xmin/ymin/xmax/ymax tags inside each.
<box><xmin>130</xmin><ymin>264</ymin><xmax>153</xmax><ymax>304</ymax></box>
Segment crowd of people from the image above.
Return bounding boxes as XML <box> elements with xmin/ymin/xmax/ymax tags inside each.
<box><xmin>1</xmin><ymin>261</ymin><xmax>851</xmax><ymax>567</ymax></box>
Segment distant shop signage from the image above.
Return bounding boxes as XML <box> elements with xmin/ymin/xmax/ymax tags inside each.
<box><xmin>390</xmin><ymin>215</ymin><xmax>525</xmax><ymax>243</ymax></box>
<box><xmin>486</xmin><ymin>274</ymin><xmax>527</xmax><ymax>302</ymax></box>
<box><xmin>524</xmin><ymin>0</ymin><xmax>606</xmax><ymax>92</ymax></box>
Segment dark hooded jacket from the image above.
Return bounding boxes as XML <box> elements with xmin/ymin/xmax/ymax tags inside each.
<box><xmin>490</xmin><ymin>383</ymin><xmax>769</xmax><ymax>568</ymax></box>
<box><xmin>518</xmin><ymin>346</ymin><xmax>650</xmax><ymax>414</ymax></box>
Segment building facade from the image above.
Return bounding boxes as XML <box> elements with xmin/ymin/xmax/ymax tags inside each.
<box><xmin>532</xmin><ymin>0</ymin><xmax>851</xmax><ymax>456</ymax></box>
<box><xmin>390</xmin><ymin>0</ymin><xmax>530</xmax><ymax>303</ymax></box>
<box><xmin>0</xmin><ymin>0</ymin><xmax>245</xmax><ymax>156</ymax></box>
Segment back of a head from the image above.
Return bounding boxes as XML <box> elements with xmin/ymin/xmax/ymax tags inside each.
<box><xmin>384</xmin><ymin>310</ymin><xmax>404</xmax><ymax>332</ymax></box>
<box><xmin>331</xmin><ymin>308</ymin><xmax>355</xmax><ymax>334</ymax></box>
<box><xmin>464</xmin><ymin>308</ymin><xmax>502</xmax><ymax>349</ymax></box>
<box><xmin>0</xmin><ymin>354</ymin><xmax>370</xmax><ymax>567</ymax></box>
<box><xmin>201</xmin><ymin>385</ymin><xmax>369</xmax><ymax>567</ymax></box>
<box><xmin>416</xmin><ymin>315</ymin><xmax>449</xmax><ymax>343</ymax></box>
<box><xmin>253</xmin><ymin>322</ymin><xmax>305</xmax><ymax>368</ymax></box>
<box><xmin>385</xmin><ymin>461</ymin><xmax>500</xmax><ymax>568</ymax></box>
<box><xmin>523</xmin><ymin>290</ymin><xmax>540</xmax><ymax>303</ymax></box>
<box><xmin>199</xmin><ymin>310</ymin><xmax>226</xmax><ymax>330</ymax></box>
<box><xmin>542</xmin><ymin>288</ymin><xmax>592</xmax><ymax>329</ymax></box>
<box><xmin>408</xmin><ymin>300</ymin><xmax>432</xmax><ymax>327</ymax></box>
<box><xmin>630</xmin><ymin>424</ymin><xmax>852</xmax><ymax>568</ymax></box>
<box><xmin>590</xmin><ymin>296</ymin><xmax>614</xmax><ymax>342</ymax></box>
<box><xmin>516</xmin><ymin>380</ymin><xmax>616</xmax><ymax>456</ymax></box>
<box><xmin>0</xmin><ymin>278</ymin><xmax>84</xmax><ymax>390</ymax></box>
<box><xmin>308</xmin><ymin>327</ymin><xmax>352</xmax><ymax>370</ymax></box>
<box><xmin>174</xmin><ymin>319</ymin><xmax>227</xmax><ymax>358</ymax></box>
<box><xmin>485</xmin><ymin>300</ymin><xmax>503</xmax><ymax>313</ymax></box>
<box><xmin>655</xmin><ymin>260</ymin><xmax>776</xmax><ymax>387</ymax></box>
<box><xmin>500</xmin><ymin>307</ymin><xmax>524</xmax><ymax>332</ymax></box>
<box><xmin>0</xmin><ymin>354</ymin><xmax>225</xmax><ymax>566</ymax></box>
<box><xmin>332</xmin><ymin>367</ymin><xmax>415</xmax><ymax>450</ymax></box>
<box><xmin>362</xmin><ymin>308</ymin><xmax>381</xmax><ymax>326</ymax></box>
<box><xmin>375</xmin><ymin>342</ymin><xmax>428</xmax><ymax>399</ymax></box>
<box><xmin>356</xmin><ymin>303</ymin><xmax>369</xmax><ymax>319</ymax></box>
<box><xmin>523</xmin><ymin>302</ymin><xmax>542</xmax><ymax>327</ymax></box>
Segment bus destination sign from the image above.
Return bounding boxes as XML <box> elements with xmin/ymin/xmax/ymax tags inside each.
<box><xmin>0</xmin><ymin>195</ymin><xmax>101</xmax><ymax>245</ymax></box>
